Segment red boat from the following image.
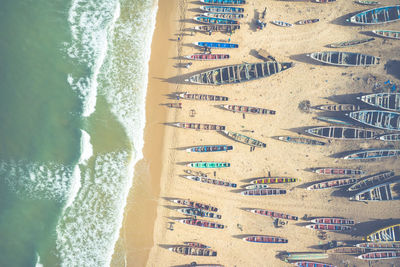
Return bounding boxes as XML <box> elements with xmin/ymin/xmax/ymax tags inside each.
<box><xmin>250</xmin><ymin>209</ymin><xmax>298</xmax><ymax>221</ymax></box>
<box><xmin>358</xmin><ymin>251</ymin><xmax>400</xmax><ymax>260</ymax></box>
<box><xmin>313</xmin><ymin>168</ymin><xmax>364</xmax><ymax>175</ymax></box>
<box><xmin>307</xmin><ymin>177</ymin><xmax>357</xmax><ymax>190</ymax></box>
<box><xmin>294</xmin><ymin>261</ymin><xmax>336</xmax><ymax>267</ymax></box>
<box><xmin>241</xmin><ymin>189</ymin><xmax>286</xmax><ymax>196</ymax></box>
<box><xmin>171</xmin><ymin>198</ymin><xmax>218</xmax><ymax>212</ymax></box>
<box><xmin>311</xmin><ymin>217</ymin><xmax>355</xmax><ymax>225</ymax></box>
<box><xmin>356</xmin><ymin>242</ymin><xmax>400</xmax><ymax>250</ymax></box>
<box><xmin>185</xmin><ymin>53</ymin><xmax>230</xmax><ymax>60</ymax></box>
<box><xmin>179</xmin><ymin>219</ymin><xmax>225</xmax><ymax>229</ymax></box>
<box><xmin>243</xmin><ymin>235</ymin><xmax>288</xmax><ymax>243</ymax></box>
<box><xmin>306</xmin><ymin>224</ymin><xmax>352</xmax><ymax>231</ymax></box>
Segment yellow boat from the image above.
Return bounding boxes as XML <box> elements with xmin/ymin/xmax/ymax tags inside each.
<box><xmin>366</xmin><ymin>224</ymin><xmax>400</xmax><ymax>242</ymax></box>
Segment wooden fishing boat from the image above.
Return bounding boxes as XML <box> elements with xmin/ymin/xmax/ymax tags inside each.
<box><xmin>204</xmin><ymin>12</ymin><xmax>244</xmax><ymax>19</ymax></box>
<box><xmin>220</xmin><ymin>104</ymin><xmax>276</xmax><ymax>115</ymax></box>
<box><xmin>367</xmin><ymin>224</ymin><xmax>400</xmax><ymax>242</ymax></box>
<box><xmin>200</xmin><ymin>0</ymin><xmax>246</xmax><ymax>5</ymax></box>
<box><xmin>314</xmin><ymin>116</ymin><xmax>353</xmax><ymax>126</ymax></box>
<box><xmin>243</xmin><ymin>235</ymin><xmax>288</xmax><ymax>243</ymax></box>
<box><xmin>348</xmin><ymin>5</ymin><xmax>400</xmax><ymax>25</ymax></box>
<box><xmin>355</xmin><ymin>0</ymin><xmax>380</xmax><ymax>5</ymax></box>
<box><xmin>271</xmin><ymin>20</ymin><xmax>293</xmax><ymax>27</ymax></box>
<box><xmin>186</xmin><ymin>145</ymin><xmax>233</xmax><ymax>153</ymax></box>
<box><xmin>373</xmin><ymin>30</ymin><xmax>400</xmax><ymax>39</ymax></box>
<box><xmin>193</xmin><ymin>16</ymin><xmax>239</xmax><ymax>25</ymax></box>
<box><xmin>194</xmin><ymin>42</ymin><xmax>238</xmax><ymax>49</ymax></box>
<box><xmin>183</xmin><ymin>242</ymin><xmax>211</xmax><ymax>248</ymax></box>
<box><xmin>250</xmin><ymin>177</ymin><xmax>298</xmax><ymax>184</ymax></box>
<box><xmin>183</xmin><ymin>175</ymin><xmax>237</xmax><ymax>188</ymax></box>
<box><xmin>306</xmin><ymin>224</ymin><xmax>352</xmax><ymax>231</ymax></box>
<box><xmin>185</xmin><ymin>53</ymin><xmax>230</xmax><ymax>60</ymax></box>
<box><xmin>326</xmin><ymin>246</ymin><xmax>364</xmax><ymax>254</ymax></box>
<box><xmin>245</xmin><ymin>184</ymin><xmax>269</xmax><ymax>190</ymax></box>
<box><xmin>379</xmin><ymin>133</ymin><xmax>400</xmax><ymax>141</ymax></box>
<box><xmin>200</xmin><ymin>5</ymin><xmax>244</xmax><ymax>13</ymax></box>
<box><xmin>166</xmin><ymin>103</ymin><xmax>182</xmax><ymax>108</ymax></box>
<box><xmin>241</xmin><ymin>188</ymin><xmax>287</xmax><ymax>196</ymax></box>
<box><xmin>250</xmin><ymin>209</ymin><xmax>299</xmax><ymax>220</ymax></box>
<box><xmin>358</xmin><ymin>251</ymin><xmax>400</xmax><ymax>260</ymax></box>
<box><xmin>169</xmin><ymin>246</ymin><xmax>217</xmax><ymax>256</ymax></box>
<box><xmin>187</xmin><ymin>61</ymin><xmax>293</xmax><ymax>85</ymax></box>
<box><xmin>193</xmin><ymin>25</ymin><xmax>240</xmax><ymax>33</ymax></box>
<box><xmin>221</xmin><ymin>130</ymin><xmax>266</xmax><ymax>148</ymax></box>
<box><xmin>293</xmin><ymin>262</ymin><xmax>335</xmax><ymax>267</ymax></box>
<box><xmin>309</xmin><ymin>51</ymin><xmax>380</xmax><ymax>66</ymax></box>
<box><xmin>313</xmin><ymin>168</ymin><xmax>365</xmax><ymax>175</ymax></box>
<box><xmin>171</xmin><ymin>198</ymin><xmax>218</xmax><ymax>212</ymax></box>
<box><xmin>314</xmin><ymin>0</ymin><xmax>336</xmax><ymax>3</ymax></box>
<box><xmin>307</xmin><ymin>177</ymin><xmax>357</xmax><ymax>190</ymax></box>
<box><xmin>343</xmin><ymin>149</ymin><xmax>400</xmax><ymax>159</ymax></box>
<box><xmin>277</xmin><ymin>136</ymin><xmax>326</xmax><ymax>146</ymax></box>
<box><xmin>280</xmin><ymin>252</ymin><xmax>329</xmax><ymax>261</ymax></box>
<box><xmin>311</xmin><ymin>218</ymin><xmax>355</xmax><ymax>225</ymax></box>
<box><xmin>315</xmin><ymin>104</ymin><xmax>360</xmax><ymax>112</ymax></box>
<box><xmin>187</xmin><ymin>162</ymin><xmax>230</xmax><ymax>168</ymax></box>
<box><xmin>356</xmin><ymin>242</ymin><xmax>400</xmax><ymax>250</ymax></box>
<box><xmin>179</xmin><ymin>218</ymin><xmax>225</xmax><ymax>229</ymax></box>
<box><xmin>177</xmin><ymin>208</ymin><xmax>222</xmax><ymax>219</ymax></box>
<box><xmin>296</xmin><ymin>19</ymin><xmax>319</xmax><ymax>25</ymax></box>
<box><xmin>183</xmin><ymin>169</ymin><xmax>208</xmax><ymax>177</ymax></box>
<box><xmin>177</xmin><ymin>92</ymin><xmax>228</xmax><ymax>101</ymax></box>
<box><xmin>350</xmin><ymin>180</ymin><xmax>400</xmax><ymax>201</ymax></box>
<box><xmin>348</xmin><ymin>110</ymin><xmax>400</xmax><ymax>131</ymax></box>
<box><xmin>347</xmin><ymin>170</ymin><xmax>395</xmax><ymax>191</ymax></box>
<box><xmin>306</xmin><ymin>126</ymin><xmax>379</xmax><ymax>140</ymax></box>
<box><xmin>173</xmin><ymin>122</ymin><xmax>226</xmax><ymax>131</ymax></box>
<box><xmin>328</xmin><ymin>37</ymin><xmax>375</xmax><ymax>48</ymax></box>
<box><xmin>358</xmin><ymin>93</ymin><xmax>400</xmax><ymax>112</ymax></box>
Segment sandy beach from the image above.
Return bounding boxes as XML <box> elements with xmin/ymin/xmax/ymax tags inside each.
<box><xmin>121</xmin><ymin>0</ymin><xmax>400</xmax><ymax>266</ymax></box>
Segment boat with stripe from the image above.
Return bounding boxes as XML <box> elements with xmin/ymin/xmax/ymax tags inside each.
<box><xmin>250</xmin><ymin>177</ymin><xmax>298</xmax><ymax>184</ymax></box>
<box><xmin>293</xmin><ymin>262</ymin><xmax>335</xmax><ymax>267</ymax></box>
<box><xmin>187</xmin><ymin>162</ymin><xmax>230</xmax><ymax>168</ymax></box>
<box><xmin>200</xmin><ymin>5</ymin><xmax>244</xmax><ymax>13</ymax></box>
<box><xmin>203</xmin><ymin>12</ymin><xmax>244</xmax><ymax>19</ymax></box>
<box><xmin>182</xmin><ymin>175</ymin><xmax>237</xmax><ymax>188</ymax></box>
<box><xmin>314</xmin><ymin>104</ymin><xmax>360</xmax><ymax>112</ymax></box>
<box><xmin>250</xmin><ymin>209</ymin><xmax>298</xmax><ymax>220</ymax></box>
<box><xmin>314</xmin><ymin>0</ymin><xmax>336</xmax><ymax>2</ymax></box>
<box><xmin>171</xmin><ymin>198</ymin><xmax>218</xmax><ymax>212</ymax></box>
<box><xmin>296</xmin><ymin>19</ymin><xmax>319</xmax><ymax>25</ymax></box>
<box><xmin>200</xmin><ymin>0</ymin><xmax>246</xmax><ymax>5</ymax></box>
<box><xmin>367</xmin><ymin>224</ymin><xmax>400</xmax><ymax>242</ymax></box>
<box><xmin>311</xmin><ymin>217</ymin><xmax>355</xmax><ymax>225</ymax></box>
<box><xmin>306</xmin><ymin>126</ymin><xmax>379</xmax><ymax>140</ymax></box>
<box><xmin>177</xmin><ymin>92</ymin><xmax>228</xmax><ymax>101</ymax></box>
<box><xmin>186</xmin><ymin>145</ymin><xmax>233</xmax><ymax>152</ymax></box>
<box><xmin>179</xmin><ymin>218</ymin><xmax>225</xmax><ymax>229</ymax></box>
<box><xmin>309</xmin><ymin>51</ymin><xmax>380</xmax><ymax>66</ymax></box>
<box><xmin>277</xmin><ymin>136</ymin><xmax>326</xmax><ymax>146</ymax></box>
<box><xmin>169</xmin><ymin>246</ymin><xmax>217</xmax><ymax>256</ymax></box>
<box><xmin>356</xmin><ymin>242</ymin><xmax>400</xmax><ymax>250</ymax></box>
<box><xmin>347</xmin><ymin>171</ymin><xmax>395</xmax><ymax>191</ymax></box>
<box><xmin>176</xmin><ymin>207</ymin><xmax>222</xmax><ymax>219</ymax></box>
<box><xmin>358</xmin><ymin>251</ymin><xmax>400</xmax><ymax>260</ymax></box>
<box><xmin>194</xmin><ymin>42</ymin><xmax>238</xmax><ymax>49</ymax></box>
<box><xmin>350</xmin><ymin>180</ymin><xmax>400</xmax><ymax>201</ymax></box>
<box><xmin>347</xmin><ymin>110</ymin><xmax>400</xmax><ymax>131</ymax></box>
<box><xmin>358</xmin><ymin>93</ymin><xmax>400</xmax><ymax>112</ymax></box>
<box><xmin>220</xmin><ymin>104</ymin><xmax>276</xmax><ymax>115</ymax></box>
<box><xmin>185</xmin><ymin>53</ymin><xmax>230</xmax><ymax>60</ymax></box>
<box><xmin>241</xmin><ymin>188</ymin><xmax>287</xmax><ymax>196</ymax></box>
<box><xmin>194</xmin><ymin>25</ymin><xmax>240</xmax><ymax>33</ymax></box>
<box><xmin>306</xmin><ymin>224</ymin><xmax>352</xmax><ymax>231</ymax></box>
<box><xmin>307</xmin><ymin>178</ymin><xmax>357</xmax><ymax>190</ymax></box>
<box><xmin>173</xmin><ymin>122</ymin><xmax>225</xmax><ymax>131</ymax></box>
<box><xmin>243</xmin><ymin>235</ymin><xmax>288</xmax><ymax>243</ymax></box>
<box><xmin>221</xmin><ymin>130</ymin><xmax>266</xmax><ymax>148</ymax></box>
<box><xmin>193</xmin><ymin>16</ymin><xmax>239</xmax><ymax>25</ymax></box>
<box><xmin>328</xmin><ymin>37</ymin><xmax>375</xmax><ymax>48</ymax></box>
<box><xmin>343</xmin><ymin>149</ymin><xmax>400</xmax><ymax>159</ymax></box>
<box><xmin>348</xmin><ymin>5</ymin><xmax>400</xmax><ymax>25</ymax></box>
<box><xmin>313</xmin><ymin>168</ymin><xmax>364</xmax><ymax>175</ymax></box>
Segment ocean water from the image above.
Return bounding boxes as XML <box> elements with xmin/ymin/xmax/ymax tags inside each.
<box><xmin>0</xmin><ymin>0</ymin><xmax>158</xmax><ymax>266</ymax></box>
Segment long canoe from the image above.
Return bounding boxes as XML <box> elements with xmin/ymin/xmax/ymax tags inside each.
<box><xmin>373</xmin><ymin>30</ymin><xmax>400</xmax><ymax>39</ymax></box>
<box><xmin>177</xmin><ymin>208</ymin><xmax>222</xmax><ymax>219</ymax></box>
<box><xmin>250</xmin><ymin>209</ymin><xmax>299</xmax><ymax>220</ymax></box>
<box><xmin>193</xmin><ymin>16</ymin><xmax>239</xmax><ymax>25</ymax></box>
<box><xmin>294</xmin><ymin>262</ymin><xmax>335</xmax><ymax>267</ymax></box>
<box><xmin>366</xmin><ymin>224</ymin><xmax>400</xmax><ymax>242</ymax></box>
<box><xmin>186</xmin><ymin>145</ymin><xmax>233</xmax><ymax>152</ymax></box>
<box><xmin>358</xmin><ymin>251</ymin><xmax>400</xmax><ymax>260</ymax></box>
<box><xmin>173</xmin><ymin>122</ymin><xmax>225</xmax><ymax>131</ymax></box>
<box><xmin>306</xmin><ymin>224</ymin><xmax>352</xmax><ymax>231</ymax></box>
<box><xmin>243</xmin><ymin>235</ymin><xmax>288</xmax><ymax>243</ymax></box>
<box><xmin>220</xmin><ymin>104</ymin><xmax>276</xmax><ymax>115</ymax></box>
<box><xmin>177</xmin><ymin>92</ymin><xmax>228</xmax><ymax>101</ymax></box>
<box><xmin>309</xmin><ymin>51</ymin><xmax>380</xmax><ymax>66</ymax></box>
<box><xmin>271</xmin><ymin>20</ymin><xmax>293</xmax><ymax>27</ymax></box>
<box><xmin>194</xmin><ymin>42</ymin><xmax>238</xmax><ymax>49</ymax></box>
<box><xmin>277</xmin><ymin>136</ymin><xmax>326</xmax><ymax>146</ymax></box>
<box><xmin>356</xmin><ymin>242</ymin><xmax>400</xmax><ymax>250</ymax></box>
<box><xmin>171</xmin><ymin>198</ymin><xmax>218</xmax><ymax>212</ymax></box>
<box><xmin>245</xmin><ymin>184</ymin><xmax>269</xmax><ymax>190</ymax></box>
<box><xmin>296</xmin><ymin>19</ymin><xmax>319</xmax><ymax>25</ymax></box>
<box><xmin>347</xmin><ymin>110</ymin><xmax>400</xmax><ymax>131</ymax></box>
<box><xmin>328</xmin><ymin>37</ymin><xmax>375</xmax><ymax>48</ymax></box>
<box><xmin>250</xmin><ymin>177</ymin><xmax>298</xmax><ymax>184</ymax></box>
<box><xmin>313</xmin><ymin>168</ymin><xmax>365</xmax><ymax>175</ymax></box>
<box><xmin>200</xmin><ymin>5</ymin><xmax>245</xmax><ymax>13</ymax></box>
<box><xmin>193</xmin><ymin>25</ymin><xmax>240</xmax><ymax>33</ymax></box>
<box><xmin>350</xmin><ymin>180</ymin><xmax>400</xmax><ymax>201</ymax></box>
<box><xmin>201</xmin><ymin>0</ymin><xmax>246</xmax><ymax>5</ymax></box>
<box><xmin>179</xmin><ymin>218</ymin><xmax>225</xmax><ymax>229</ymax></box>
<box><xmin>356</xmin><ymin>0</ymin><xmax>380</xmax><ymax>5</ymax></box>
<box><xmin>348</xmin><ymin>5</ymin><xmax>400</xmax><ymax>25</ymax></box>
<box><xmin>306</xmin><ymin>126</ymin><xmax>379</xmax><ymax>140</ymax></box>
<box><xmin>169</xmin><ymin>246</ymin><xmax>217</xmax><ymax>256</ymax></box>
<box><xmin>281</xmin><ymin>252</ymin><xmax>329</xmax><ymax>261</ymax></box>
<box><xmin>379</xmin><ymin>133</ymin><xmax>400</xmax><ymax>141</ymax></box>
<box><xmin>307</xmin><ymin>177</ymin><xmax>357</xmax><ymax>190</ymax></box>
<box><xmin>187</xmin><ymin>162</ymin><xmax>230</xmax><ymax>168</ymax></box>
<box><xmin>314</xmin><ymin>104</ymin><xmax>360</xmax><ymax>112</ymax></box>
<box><xmin>204</xmin><ymin>12</ymin><xmax>244</xmax><ymax>19</ymax></box>
<box><xmin>347</xmin><ymin>170</ymin><xmax>395</xmax><ymax>191</ymax></box>
<box><xmin>185</xmin><ymin>53</ymin><xmax>230</xmax><ymax>60</ymax></box>
<box><xmin>358</xmin><ymin>93</ymin><xmax>400</xmax><ymax>112</ymax></box>
<box><xmin>183</xmin><ymin>175</ymin><xmax>237</xmax><ymax>188</ymax></box>
<box><xmin>183</xmin><ymin>242</ymin><xmax>211</xmax><ymax>248</ymax></box>
<box><xmin>311</xmin><ymin>218</ymin><xmax>355</xmax><ymax>225</ymax></box>
<box><xmin>343</xmin><ymin>149</ymin><xmax>400</xmax><ymax>159</ymax></box>
<box><xmin>241</xmin><ymin>188</ymin><xmax>287</xmax><ymax>196</ymax></box>
<box><xmin>221</xmin><ymin>130</ymin><xmax>266</xmax><ymax>148</ymax></box>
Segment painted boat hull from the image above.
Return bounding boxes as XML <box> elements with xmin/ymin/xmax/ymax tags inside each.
<box><xmin>194</xmin><ymin>41</ymin><xmax>239</xmax><ymax>49</ymax></box>
<box><xmin>307</xmin><ymin>178</ymin><xmax>357</xmax><ymax>190</ymax></box>
<box><xmin>250</xmin><ymin>177</ymin><xmax>297</xmax><ymax>184</ymax></box>
<box><xmin>348</xmin><ymin>5</ymin><xmax>400</xmax><ymax>25</ymax></box>
<box><xmin>200</xmin><ymin>5</ymin><xmax>244</xmax><ymax>13</ymax></box>
<box><xmin>250</xmin><ymin>209</ymin><xmax>298</xmax><ymax>220</ymax></box>
<box><xmin>241</xmin><ymin>189</ymin><xmax>287</xmax><ymax>196</ymax></box>
<box><xmin>311</xmin><ymin>218</ymin><xmax>355</xmax><ymax>225</ymax></box>
<box><xmin>186</xmin><ymin>145</ymin><xmax>233</xmax><ymax>152</ymax></box>
<box><xmin>309</xmin><ymin>51</ymin><xmax>380</xmax><ymax>66</ymax></box>
<box><xmin>186</xmin><ymin>54</ymin><xmax>230</xmax><ymax>60</ymax></box>
<box><xmin>306</xmin><ymin>223</ymin><xmax>352</xmax><ymax>231</ymax></box>
<box><xmin>243</xmin><ymin>235</ymin><xmax>288</xmax><ymax>243</ymax></box>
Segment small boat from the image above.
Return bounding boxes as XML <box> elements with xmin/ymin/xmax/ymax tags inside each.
<box><xmin>220</xmin><ymin>104</ymin><xmax>276</xmax><ymax>115</ymax></box>
<box><xmin>277</xmin><ymin>136</ymin><xmax>326</xmax><ymax>146</ymax></box>
<box><xmin>311</xmin><ymin>218</ymin><xmax>355</xmax><ymax>225</ymax></box>
<box><xmin>183</xmin><ymin>175</ymin><xmax>237</xmax><ymax>188</ymax></box>
<box><xmin>203</xmin><ymin>12</ymin><xmax>244</xmax><ymax>19</ymax></box>
<box><xmin>177</xmin><ymin>208</ymin><xmax>222</xmax><ymax>219</ymax></box>
<box><xmin>313</xmin><ymin>168</ymin><xmax>364</xmax><ymax>175</ymax></box>
<box><xmin>314</xmin><ymin>0</ymin><xmax>336</xmax><ymax>2</ymax></box>
<box><xmin>296</xmin><ymin>19</ymin><xmax>319</xmax><ymax>25</ymax></box>
<box><xmin>309</xmin><ymin>51</ymin><xmax>380</xmax><ymax>66</ymax></box>
<box><xmin>367</xmin><ymin>224</ymin><xmax>400</xmax><ymax>242</ymax></box>
<box><xmin>358</xmin><ymin>251</ymin><xmax>400</xmax><ymax>260</ymax></box>
<box><xmin>241</xmin><ymin>188</ymin><xmax>287</xmax><ymax>196</ymax></box>
<box><xmin>187</xmin><ymin>61</ymin><xmax>293</xmax><ymax>85</ymax></box>
<box><xmin>200</xmin><ymin>5</ymin><xmax>244</xmax><ymax>13</ymax></box>
<box><xmin>243</xmin><ymin>235</ymin><xmax>288</xmax><ymax>243</ymax></box>
<box><xmin>348</xmin><ymin>110</ymin><xmax>400</xmax><ymax>131</ymax></box>
<box><xmin>314</xmin><ymin>116</ymin><xmax>353</xmax><ymax>126</ymax></box>
<box><xmin>173</xmin><ymin>122</ymin><xmax>226</xmax><ymax>131</ymax></box>
<box><xmin>379</xmin><ymin>133</ymin><xmax>400</xmax><ymax>141</ymax></box>
<box><xmin>342</xmin><ymin>149</ymin><xmax>400</xmax><ymax>159</ymax></box>
<box><xmin>169</xmin><ymin>246</ymin><xmax>217</xmax><ymax>256</ymax></box>
<box><xmin>347</xmin><ymin>170</ymin><xmax>395</xmax><ymax>191</ymax></box>
<box><xmin>306</xmin><ymin>224</ymin><xmax>352</xmax><ymax>231</ymax></box>
<box><xmin>271</xmin><ymin>20</ymin><xmax>293</xmax><ymax>27</ymax></box>
<box><xmin>306</xmin><ymin>126</ymin><xmax>379</xmax><ymax>140</ymax></box>
<box><xmin>314</xmin><ymin>104</ymin><xmax>360</xmax><ymax>112</ymax></box>
<box><xmin>186</xmin><ymin>145</ymin><xmax>233</xmax><ymax>153</ymax></box>
<box><xmin>373</xmin><ymin>30</ymin><xmax>400</xmax><ymax>39</ymax></box>
<box><xmin>356</xmin><ymin>242</ymin><xmax>400</xmax><ymax>250</ymax></box>
<box><xmin>355</xmin><ymin>0</ymin><xmax>380</xmax><ymax>5</ymax></box>
<box><xmin>185</xmin><ymin>53</ymin><xmax>230</xmax><ymax>60</ymax></box>
<box><xmin>293</xmin><ymin>262</ymin><xmax>335</xmax><ymax>267</ymax></box>
<box><xmin>307</xmin><ymin>177</ymin><xmax>357</xmax><ymax>190</ymax></box>
<box><xmin>194</xmin><ymin>42</ymin><xmax>239</xmax><ymax>49</ymax></box>
<box><xmin>171</xmin><ymin>199</ymin><xmax>218</xmax><ymax>212</ymax></box>
<box><xmin>358</xmin><ymin>93</ymin><xmax>400</xmax><ymax>112</ymax></box>
<box><xmin>183</xmin><ymin>169</ymin><xmax>208</xmax><ymax>177</ymax></box>
<box><xmin>348</xmin><ymin>5</ymin><xmax>400</xmax><ymax>25</ymax></box>
<box><xmin>280</xmin><ymin>252</ymin><xmax>329</xmax><ymax>261</ymax></box>
<box><xmin>245</xmin><ymin>184</ymin><xmax>269</xmax><ymax>190</ymax></box>
<box><xmin>193</xmin><ymin>16</ymin><xmax>239</xmax><ymax>25</ymax></box>
<box><xmin>200</xmin><ymin>0</ymin><xmax>246</xmax><ymax>5</ymax></box>
<box><xmin>350</xmin><ymin>180</ymin><xmax>400</xmax><ymax>201</ymax></box>
<box><xmin>187</xmin><ymin>162</ymin><xmax>230</xmax><ymax>168</ymax></box>
<box><xmin>250</xmin><ymin>209</ymin><xmax>299</xmax><ymax>220</ymax></box>
<box><xmin>183</xmin><ymin>242</ymin><xmax>211</xmax><ymax>248</ymax></box>
<box><xmin>250</xmin><ymin>177</ymin><xmax>298</xmax><ymax>184</ymax></box>
<box><xmin>328</xmin><ymin>37</ymin><xmax>375</xmax><ymax>48</ymax></box>
<box><xmin>221</xmin><ymin>130</ymin><xmax>266</xmax><ymax>148</ymax></box>
<box><xmin>166</xmin><ymin>103</ymin><xmax>182</xmax><ymax>108</ymax></box>
<box><xmin>326</xmin><ymin>246</ymin><xmax>364</xmax><ymax>254</ymax></box>
<box><xmin>177</xmin><ymin>92</ymin><xmax>228</xmax><ymax>101</ymax></box>
<box><xmin>179</xmin><ymin>218</ymin><xmax>225</xmax><ymax>229</ymax></box>
<box><xmin>193</xmin><ymin>25</ymin><xmax>240</xmax><ymax>33</ymax></box>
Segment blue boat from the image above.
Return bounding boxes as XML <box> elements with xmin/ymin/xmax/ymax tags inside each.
<box><xmin>194</xmin><ymin>42</ymin><xmax>238</xmax><ymax>49</ymax></box>
<box><xmin>348</xmin><ymin>5</ymin><xmax>400</xmax><ymax>25</ymax></box>
<box><xmin>186</xmin><ymin>145</ymin><xmax>233</xmax><ymax>153</ymax></box>
<box><xmin>200</xmin><ymin>5</ymin><xmax>244</xmax><ymax>13</ymax></box>
<box><xmin>201</xmin><ymin>0</ymin><xmax>246</xmax><ymax>5</ymax></box>
<box><xmin>348</xmin><ymin>110</ymin><xmax>400</xmax><ymax>131</ymax></box>
<box><xmin>193</xmin><ymin>16</ymin><xmax>239</xmax><ymax>25</ymax></box>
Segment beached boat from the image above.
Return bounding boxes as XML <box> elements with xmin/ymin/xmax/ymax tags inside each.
<box><xmin>186</xmin><ymin>145</ymin><xmax>233</xmax><ymax>153</ymax></box>
<box><xmin>280</xmin><ymin>252</ymin><xmax>329</xmax><ymax>261</ymax></box>
<box><xmin>328</xmin><ymin>37</ymin><xmax>375</xmax><ymax>48</ymax></box>
<box><xmin>183</xmin><ymin>175</ymin><xmax>237</xmax><ymax>188</ymax></box>
<box><xmin>309</xmin><ymin>51</ymin><xmax>380</xmax><ymax>66</ymax></box>
<box><xmin>350</xmin><ymin>180</ymin><xmax>400</xmax><ymax>201</ymax></box>
<box><xmin>183</xmin><ymin>169</ymin><xmax>208</xmax><ymax>177</ymax></box>
<box><xmin>166</xmin><ymin>103</ymin><xmax>182</xmax><ymax>108</ymax></box>
<box><xmin>347</xmin><ymin>170</ymin><xmax>395</xmax><ymax>191</ymax></box>
<box><xmin>221</xmin><ymin>130</ymin><xmax>266</xmax><ymax>148</ymax></box>
<box><xmin>277</xmin><ymin>136</ymin><xmax>326</xmax><ymax>146</ymax></box>
<box><xmin>311</xmin><ymin>218</ymin><xmax>355</xmax><ymax>225</ymax></box>
<box><xmin>169</xmin><ymin>246</ymin><xmax>217</xmax><ymax>256</ymax></box>
<box><xmin>356</xmin><ymin>242</ymin><xmax>400</xmax><ymax>250</ymax></box>
<box><xmin>343</xmin><ymin>149</ymin><xmax>400</xmax><ymax>159</ymax></box>
<box><xmin>171</xmin><ymin>199</ymin><xmax>218</xmax><ymax>212</ymax></box>
<box><xmin>355</xmin><ymin>0</ymin><xmax>380</xmax><ymax>5</ymax></box>
<box><xmin>314</xmin><ymin>116</ymin><xmax>353</xmax><ymax>126</ymax></box>
<box><xmin>241</xmin><ymin>188</ymin><xmax>287</xmax><ymax>196</ymax></box>
<box><xmin>177</xmin><ymin>208</ymin><xmax>222</xmax><ymax>219</ymax></box>
<box><xmin>379</xmin><ymin>133</ymin><xmax>400</xmax><ymax>141</ymax></box>
<box><xmin>306</xmin><ymin>224</ymin><xmax>352</xmax><ymax>231</ymax></box>
<box><xmin>183</xmin><ymin>242</ymin><xmax>211</xmax><ymax>248</ymax></box>
<box><xmin>177</xmin><ymin>92</ymin><xmax>228</xmax><ymax>101</ymax></box>
<box><xmin>314</xmin><ymin>104</ymin><xmax>360</xmax><ymax>112</ymax></box>
<box><xmin>348</xmin><ymin>5</ymin><xmax>400</xmax><ymax>25</ymax></box>
<box><xmin>296</xmin><ymin>19</ymin><xmax>319</xmax><ymax>25</ymax></box>
<box><xmin>179</xmin><ymin>218</ymin><xmax>225</xmax><ymax>229</ymax></box>
<box><xmin>193</xmin><ymin>25</ymin><xmax>240</xmax><ymax>33</ymax></box>
<box><xmin>193</xmin><ymin>16</ymin><xmax>239</xmax><ymax>25</ymax></box>
<box><xmin>326</xmin><ymin>246</ymin><xmax>364</xmax><ymax>254</ymax></box>
<box><xmin>187</xmin><ymin>61</ymin><xmax>293</xmax><ymax>85</ymax></box>
<box><xmin>250</xmin><ymin>177</ymin><xmax>298</xmax><ymax>184</ymax></box>
<box><xmin>306</xmin><ymin>126</ymin><xmax>379</xmax><ymax>140</ymax></box>
<box><xmin>358</xmin><ymin>251</ymin><xmax>400</xmax><ymax>260</ymax></box>
<box><xmin>185</xmin><ymin>53</ymin><xmax>230</xmax><ymax>60</ymax></box>
<box><xmin>250</xmin><ymin>209</ymin><xmax>299</xmax><ymax>220</ymax></box>
<box><xmin>243</xmin><ymin>235</ymin><xmax>288</xmax><ymax>243</ymax></box>
<box><xmin>271</xmin><ymin>20</ymin><xmax>293</xmax><ymax>27</ymax></box>
<box><xmin>187</xmin><ymin>162</ymin><xmax>230</xmax><ymax>168</ymax></box>
<box><xmin>373</xmin><ymin>30</ymin><xmax>400</xmax><ymax>39</ymax></box>
<box><xmin>245</xmin><ymin>184</ymin><xmax>269</xmax><ymax>190</ymax></box>
<box><xmin>313</xmin><ymin>168</ymin><xmax>365</xmax><ymax>175</ymax></box>
<box><xmin>200</xmin><ymin>5</ymin><xmax>244</xmax><ymax>13</ymax></box>
<box><xmin>293</xmin><ymin>262</ymin><xmax>335</xmax><ymax>267</ymax></box>
<box><xmin>367</xmin><ymin>224</ymin><xmax>400</xmax><ymax>242</ymax></box>
<box><xmin>307</xmin><ymin>177</ymin><xmax>357</xmax><ymax>190</ymax></box>
<box><xmin>314</xmin><ymin>0</ymin><xmax>336</xmax><ymax>2</ymax></box>
<box><xmin>201</xmin><ymin>0</ymin><xmax>246</xmax><ymax>5</ymax></box>
<box><xmin>358</xmin><ymin>93</ymin><xmax>400</xmax><ymax>112</ymax></box>
<box><xmin>194</xmin><ymin>42</ymin><xmax>238</xmax><ymax>49</ymax></box>
<box><xmin>204</xmin><ymin>12</ymin><xmax>244</xmax><ymax>19</ymax></box>
<box><xmin>220</xmin><ymin>104</ymin><xmax>276</xmax><ymax>115</ymax></box>
<box><xmin>173</xmin><ymin>122</ymin><xmax>225</xmax><ymax>131</ymax></box>
<box><xmin>348</xmin><ymin>110</ymin><xmax>400</xmax><ymax>131</ymax></box>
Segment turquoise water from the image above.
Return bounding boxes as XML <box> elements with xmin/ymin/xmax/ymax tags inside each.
<box><xmin>0</xmin><ymin>0</ymin><xmax>158</xmax><ymax>266</ymax></box>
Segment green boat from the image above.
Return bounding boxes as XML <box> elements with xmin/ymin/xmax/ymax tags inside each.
<box><xmin>279</xmin><ymin>252</ymin><xmax>329</xmax><ymax>262</ymax></box>
<box><xmin>187</xmin><ymin>162</ymin><xmax>230</xmax><ymax>168</ymax></box>
<box><xmin>221</xmin><ymin>130</ymin><xmax>266</xmax><ymax>148</ymax></box>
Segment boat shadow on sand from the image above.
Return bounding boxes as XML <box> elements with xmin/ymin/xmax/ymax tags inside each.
<box><xmin>350</xmin><ymin>218</ymin><xmax>400</xmax><ymax>238</ymax></box>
